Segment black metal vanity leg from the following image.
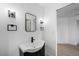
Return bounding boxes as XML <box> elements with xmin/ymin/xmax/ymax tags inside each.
<box><xmin>19</xmin><ymin>48</ymin><xmax>23</xmax><ymax>56</ymax></box>
<box><xmin>39</xmin><ymin>44</ymin><xmax>45</xmax><ymax>56</ymax></box>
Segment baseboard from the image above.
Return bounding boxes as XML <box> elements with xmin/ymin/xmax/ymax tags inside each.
<box><xmin>77</xmin><ymin>44</ymin><xmax>79</xmax><ymax>46</ymax></box>
<box><xmin>45</xmin><ymin>50</ymin><xmax>56</xmax><ymax>56</ymax></box>
<box><xmin>58</xmin><ymin>43</ymin><xmax>78</xmax><ymax>46</ymax></box>
<box><xmin>45</xmin><ymin>50</ymin><xmax>51</xmax><ymax>56</ymax></box>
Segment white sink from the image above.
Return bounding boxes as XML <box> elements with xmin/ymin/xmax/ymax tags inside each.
<box><xmin>19</xmin><ymin>39</ymin><xmax>45</xmax><ymax>53</ymax></box>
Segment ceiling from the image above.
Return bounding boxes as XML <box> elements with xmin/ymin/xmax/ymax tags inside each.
<box><xmin>39</xmin><ymin>3</ymin><xmax>70</xmax><ymax>10</ymax></box>
<box><xmin>57</xmin><ymin>3</ymin><xmax>79</xmax><ymax>18</ymax></box>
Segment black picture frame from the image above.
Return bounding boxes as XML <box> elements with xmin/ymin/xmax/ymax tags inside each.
<box><xmin>8</xmin><ymin>10</ymin><xmax>16</xmax><ymax>18</ymax></box>
<box><xmin>7</xmin><ymin>24</ymin><xmax>17</xmax><ymax>31</ymax></box>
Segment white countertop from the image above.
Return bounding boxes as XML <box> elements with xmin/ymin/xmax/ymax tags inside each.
<box><xmin>19</xmin><ymin>39</ymin><xmax>45</xmax><ymax>53</ymax></box>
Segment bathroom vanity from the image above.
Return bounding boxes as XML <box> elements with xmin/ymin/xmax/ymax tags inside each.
<box><xmin>19</xmin><ymin>44</ymin><xmax>45</xmax><ymax>56</ymax></box>
<box><xmin>19</xmin><ymin>39</ymin><xmax>45</xmax><ymax>56</ymax></box>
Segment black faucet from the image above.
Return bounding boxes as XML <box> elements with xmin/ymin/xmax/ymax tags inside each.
<box><xmin>31</xmin><ymin>37</ymin><xmax>35</xmax><ymax>43</ymax></box>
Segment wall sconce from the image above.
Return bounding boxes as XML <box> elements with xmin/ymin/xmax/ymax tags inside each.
<box><xmin>40</xmin><ymin>20</ymin><xmax>44</xmax><ymax>24</ymax></box>
<box><xmin>8</xmin><ymin>10</ymin><xmax>16</xmax><ymax>18</ymax></box>
<box><xmin>40</xmin><ymin>18</ymin><xmax>44</xmax><ymax>31</ymax></box>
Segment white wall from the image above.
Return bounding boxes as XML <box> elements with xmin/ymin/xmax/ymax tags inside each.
<box><xmin>56</xmin><ymin>3</ymin><xmax>79</xmax><ymax>45</ymax></box>
<box><xmin>40</xmin><ymin>3</ymin><xmax>69</xmax><ymax>56</ymax></box>
<box><xmin>43</xmin><ymin>7</ymin><xmax>56</xmax><ymax>56</ymax></box>
<box><xmin>57</xmin><ymin>15</ymin><xmax>79</xmax><ymax>45</ymax></box>
<box><xmin>0</xmin><ymin>3</ymin><xmax>70</xmax><ymax>56</ymax></box>
<box><xmin>0</xmin><ymin>3</ymin><xmax>44</xmax><ymax>56</ymax></box>
<box><xmin>57</xmin><ymin>17</ymin><xmax>69</xmax><ymax>43</ymax></box>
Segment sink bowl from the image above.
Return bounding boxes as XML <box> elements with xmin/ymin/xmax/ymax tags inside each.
<box><xmin>19</xmin><ymin>39</ymin><xmax>45</xmax><ymax>53</ymax></box>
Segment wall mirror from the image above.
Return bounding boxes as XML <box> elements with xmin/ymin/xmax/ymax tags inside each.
<box><xmin>25</xmin><ymin>13</ymin><xmax>36</xmax><ymax>32</ymax></box>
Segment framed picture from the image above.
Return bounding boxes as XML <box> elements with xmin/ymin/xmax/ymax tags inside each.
<box><xmin>8</xmin><ymin>10</ymin><xmax>16</xmax><ymax>18</ymax></box>
<box><xmin>40</xmin><ymin>27</ymin><xmax>44</xmax><ymax>31</ymax></box>
<box><xmin>7</xmin><ymin>24</ymin><xmax>17</xmax><ymax>31</ymax></box>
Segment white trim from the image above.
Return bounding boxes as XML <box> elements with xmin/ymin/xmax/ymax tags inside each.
<box><xmin>58</xmin><ymin>42</ymin><xmax>78</xmax><ymax>46</ymax></box>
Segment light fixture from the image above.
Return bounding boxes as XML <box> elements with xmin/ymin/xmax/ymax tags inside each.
<box><xmin>40</xmin><ymin>18</ymin><xmax>44</xmax><ymax>31</ymax></box>
<box><xmin>40</xmin><ymin>18</ymin><xmax>44</xmax><ymax>24</ymax></box>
